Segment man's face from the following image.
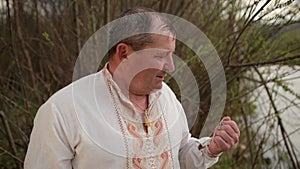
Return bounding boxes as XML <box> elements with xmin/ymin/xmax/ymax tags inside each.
<box><xmin>125</xmin><ymin>34</ymin><xmax>176</xmax><ymax>95</ymax></box>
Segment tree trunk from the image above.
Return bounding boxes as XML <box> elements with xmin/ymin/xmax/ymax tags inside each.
<box><xmin>73</xmin><ymin>0</ymin><xmax>81</xmax><ymax>56</ymax></box>
<box><xmin>104</xmin><ymin>0</ymin><xmax>110</xmax><ymax>24</ymax></box>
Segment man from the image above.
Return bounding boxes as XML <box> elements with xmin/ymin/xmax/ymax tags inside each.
<box><xmin>24</xmin><ymin>7</ymin><xmax>240</xmax><ymax>169</ymax></box>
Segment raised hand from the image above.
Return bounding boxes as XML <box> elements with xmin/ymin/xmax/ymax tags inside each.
<box><xmin>207</xmin><ymin>116</ymin><xmax>240</xmax><ymax>156</ymax></box>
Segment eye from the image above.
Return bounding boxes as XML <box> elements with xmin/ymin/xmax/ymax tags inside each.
<box><xmin>155</xmin><ymin>55</ymin><xmax>164</xmax><ymax>59</ymax></box>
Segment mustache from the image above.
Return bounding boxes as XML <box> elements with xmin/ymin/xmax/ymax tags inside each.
<box><xmin>156</xmin><ymin>71</ymin><xmax>166</xmax><ymax>76</ymax></box>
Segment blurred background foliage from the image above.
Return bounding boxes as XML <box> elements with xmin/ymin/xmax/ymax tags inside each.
<box><xmin>0</xmin><ymin>0</ymin><xmax>300</xmax><ymax>168</ymax></box>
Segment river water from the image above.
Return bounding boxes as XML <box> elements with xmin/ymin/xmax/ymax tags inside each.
<box><xmin>249</xmin><ymin>65</ymin><xmax>300</xmax><ymax>167</ymax></box>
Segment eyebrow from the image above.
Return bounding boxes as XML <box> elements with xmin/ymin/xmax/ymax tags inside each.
<box><xmin>155</xmin><ymin>50</ymin><xmax>173</xmax><ymax>57</ymax></box>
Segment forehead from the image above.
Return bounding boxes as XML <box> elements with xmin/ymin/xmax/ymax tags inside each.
<box><xmin>144</xmin><ymin>34</ymin><xmax>176</xmax><ymax>52</ymax></box>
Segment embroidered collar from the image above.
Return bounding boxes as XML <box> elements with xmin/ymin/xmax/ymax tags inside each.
<box><xmin>102</xmin><ymin>63</ymin><xmax>162</xmax><ymax>122</ymax></box>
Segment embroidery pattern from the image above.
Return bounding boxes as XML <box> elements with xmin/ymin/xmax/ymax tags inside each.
<box><xmin>104</xmin><ymin>69</ymin><xmax>174</xmax><ymax>169</ymax></box>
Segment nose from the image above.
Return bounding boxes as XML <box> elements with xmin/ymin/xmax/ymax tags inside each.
<box><xmin>163</xmin><ymin>54</ymin><xmax>175</xmax><ymax>73</ymax></box>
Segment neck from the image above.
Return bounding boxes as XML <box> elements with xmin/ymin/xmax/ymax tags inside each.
<box><xmin>107</xmin><ymin>61</ymin><xmax>115</xmax><ymax>76</ymax></box>
<box><xmin>107</xmin><ymin>61</ymin><xmax>129</xmax><ymax>94</ymax></box>
<box><xmin>130</xmin><ymin>93</ymin><xmax>148</xmax><ymax>111</ymax></box>
<box><xmin>129</xmin><ymin>93</ymin><xmax>147</xmax><ymax>101</ymax></box>
<box><xmin>108</xmin><ymin>62</ymin><xmax>148</xmax><ymax>109</ymax></box>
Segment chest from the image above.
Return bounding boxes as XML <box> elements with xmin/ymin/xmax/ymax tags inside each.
<box><xmin>72</xmin><ymin>108</ymin><xmax>182</xmax><ymax>169</ymax></box>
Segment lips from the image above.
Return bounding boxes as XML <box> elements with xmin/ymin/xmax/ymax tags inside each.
<box><xmin>156</xmin><ymin>72</ymin><xmax>166</xmax><ymax>80</ymax></box>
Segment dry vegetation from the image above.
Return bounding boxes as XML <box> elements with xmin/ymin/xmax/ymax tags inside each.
<box><xmin>0</xmin><ymin>0</ymin><xmax>299</xmax><ymax>168</ymax></box>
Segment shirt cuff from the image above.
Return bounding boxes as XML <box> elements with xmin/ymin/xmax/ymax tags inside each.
<box><xmin>198</xmin><ymin>137</ymin><xmax>222</xmax><ymax>158</ymax></box>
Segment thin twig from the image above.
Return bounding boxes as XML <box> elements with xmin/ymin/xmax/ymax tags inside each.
<box><xmin>228</xmin><ymin>54</ymin><xmax>300</xmax><ymax>68</ymax></box>
<box><xmin>0</xmin><ymin>111</ymin><xmax>23</xmax><ymax>167</ymax></box>
<box><xmin>226</xmin><ymin>0</ymin><xmax>272</xmax><ymax>66</ymax></box>
<box><xmin>0</xmin><ymin>146</ymin><xmax>23</xmax><ymax>164</ymax></box>
<box><xmin>253</xmin><ymin>66</ymin><xmax>299</xmax><ymax>169</ymax></box>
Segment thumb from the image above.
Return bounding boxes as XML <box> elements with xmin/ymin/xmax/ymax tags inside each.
<box><xmin>222</xmin><ymin>116</ymin><xmax>231</xmax><ymax>121</ymax></box>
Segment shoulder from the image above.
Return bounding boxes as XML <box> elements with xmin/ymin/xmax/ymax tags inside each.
<box><xmin>158</xmin><ymin>82</ymin><xmax>185</xmax><ymax>115</ymax></box>
<box><xmin>46</xmin><ymin>71</ymin><xmax>104</xmax><ymax>106</ymax></box>
<box><xmin>160</xmin><ymin>82</ymin><xmax>180</xmax><ymax>103</ymax></box>
<box><xmin>35</xmin><ymin>71</ymin><xmax>104</xmax><ymax>122</ymax></box>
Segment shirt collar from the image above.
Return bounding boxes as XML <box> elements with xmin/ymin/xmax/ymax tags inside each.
<box><xmin>102</xmin><ymin>63</ymin><xmax>162</xmax><ymax>111</ymax></box>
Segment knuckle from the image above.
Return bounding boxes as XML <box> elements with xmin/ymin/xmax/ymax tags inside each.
<box><xmin>221</xmin><ymin>130</ymin><xmax>227</xmax><ymax>135</ymax></box>
<box><xmin>215</xmin><ymin>136</ymin><xmax>222</xmax><ymax>143</ymax></box>
<box><xmin>230</xmin><ymin>140</ymin><xmax>235</xmax><ymax>146</ymax></box>
<box><xmin>235</xmin><ymin>135</ymin><xmax>239</xmax><ymax>142</ymax></box>
<box><xmin>215</xmin><ymin>135</ymin><xmax>221</xmax><ymax>141</ymax></box>
<box><xmin>223</xmin><ymin>125</ymin><xmax>230</xmax><ymax>131</ymax></box>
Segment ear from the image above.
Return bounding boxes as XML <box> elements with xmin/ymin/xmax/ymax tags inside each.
<box><xmin>115</xmin><ymin>43</ymin><xmax>131</xmax><ymax>61</ymax></box>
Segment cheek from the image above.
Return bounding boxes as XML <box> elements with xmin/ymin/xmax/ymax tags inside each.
<box><xmin>142</xmin><ymin>58</ymin><xmax>164</xmax><ymax>70</ymax></box>
<box><xmin>133</xmin><ymin>70</ymin><xmax>153</xmax><ymax>80</ymax></box>
<box><xmin>138</xmin><ymin>69</ymin><xmax>159</xmax><ymax>81</ymax></box>
<box><xmin>128</xmin><ymin>60</ymin><xmax>162</xmax><ymax>76</ymax></box>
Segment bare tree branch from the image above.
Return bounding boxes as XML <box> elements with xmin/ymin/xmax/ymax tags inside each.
<box><xmin>253</xmin><ymin>65</ymin><xmax>299</xmax><ymax>169</ymax></box>
<box><xmin>0</xmin><ymin>111</ymin><xmax>23</xmax><ymax>168</ymax></box>
<box><xmin>226</xmin><ymin>0</ymin><xmax>272</xmax><ymax>66</ymax></box>
<box><xmin>229</xmin><ymin>54</ymin><xmax>300</xmax><ymax>68</ymax></box>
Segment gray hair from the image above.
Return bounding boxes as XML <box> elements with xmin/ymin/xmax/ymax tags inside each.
<box><xmin>107</xmin><ymin>7</ymin><xmax>176</xmax><ymax>57</ymax></box>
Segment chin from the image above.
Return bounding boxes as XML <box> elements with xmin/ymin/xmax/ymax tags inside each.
<box><xmin>154</xmin><ymin>83</ymin><xmax>163</xmax><ymax>89</ymax></box>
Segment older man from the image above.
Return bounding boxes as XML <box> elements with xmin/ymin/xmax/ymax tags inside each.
<box><xmin>24</xmin><ymin>7</ymin><xmax>240</xmax><ymax>169</ymax></box>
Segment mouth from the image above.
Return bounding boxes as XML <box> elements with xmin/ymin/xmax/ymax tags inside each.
<box><xmin>156</xmin><ymin>72</ymin><xmax>166</xmax><ymax>80</ymax></box>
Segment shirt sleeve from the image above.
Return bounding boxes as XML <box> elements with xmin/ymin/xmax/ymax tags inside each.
<box><xmin>162</xmin><ymin>83</ymin><xmax>220</xmax><ymax>169</ymax></box>
<box><xmin>24</xmin><ymin>102</ymin><xmax>74</xmax><ymax>169</ymax></box>
<box><xmin>179</xmin><ymin>135</ymin><xmax>219</xmax><ymax>169</ymax></box>
<box><xmin>176</xmin><ymin>96</ymin><xmax>219</xmax><ymax>168</ymax></box>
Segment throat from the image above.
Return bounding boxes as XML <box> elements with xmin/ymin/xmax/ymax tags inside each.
<box><xmin>130</xmin><ymin>94</ymin><xmax>152</xmax><ymax>133</ymax></box>
<box><xmin>130</xmin><ymin>94</ymin><xmax>148</xmax><ymax>112</ymax></box>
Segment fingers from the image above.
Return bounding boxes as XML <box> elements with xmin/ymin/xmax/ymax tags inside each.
<box><xmin>217</xmin><ymin>117</ymin><xmax>240</xmax><ymax>136</ymax></box>
<box><xmin>213</xmin><ymin>116</ymin><xmax>240</xmax><ymax>150</ymax></box>
<box><xmin>214</xmin><ymin>130</ymin><xmax>237</xmax><ymax>147</ymax></box>
<box><xmin>211</xmin><ymin>117</ymin><xmax>241</xmax><ymax>154</ymax></box>
<box><xmin>214</xmin><ymin>135</ymin><xmax>232</xmax><ymax>150</ymax></box>
<box><xmin>227</xmin><ymin>120</ymin><xmax>239</xmax><ymax>134</ymax></box>
<box><xmin>218</xmin><ymin>124</ymin><xmax>239</xmax><ymax>143</ymax></box>
<box><xmin>223</xmin><ymin>121</ymin><xmax>240</xmax><ymax>137</ymax></box>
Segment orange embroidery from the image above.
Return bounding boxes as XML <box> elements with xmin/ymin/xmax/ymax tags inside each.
<box><xmin>160</xmin><ymin>152</ymin><xmax>169</xmax><ymax>169</ymax></box>
<box><xmin>105</xmin><ymin>69</ymin><xmax>174</xmax><ymax>168</ymax></box>
<box><xmin>132</xmin><ymin>158</ymin><xmax>144</xmax><ymax>169</ymax></box>
<box><xmin>127</xmin><ymin>123</ymin><xmax>143</xmax><ymax>148</ymax></box>
<box><xmin>153</xmin><ymin>119</ymin><xmax>163</xmax><ymax>146</ymax></box>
